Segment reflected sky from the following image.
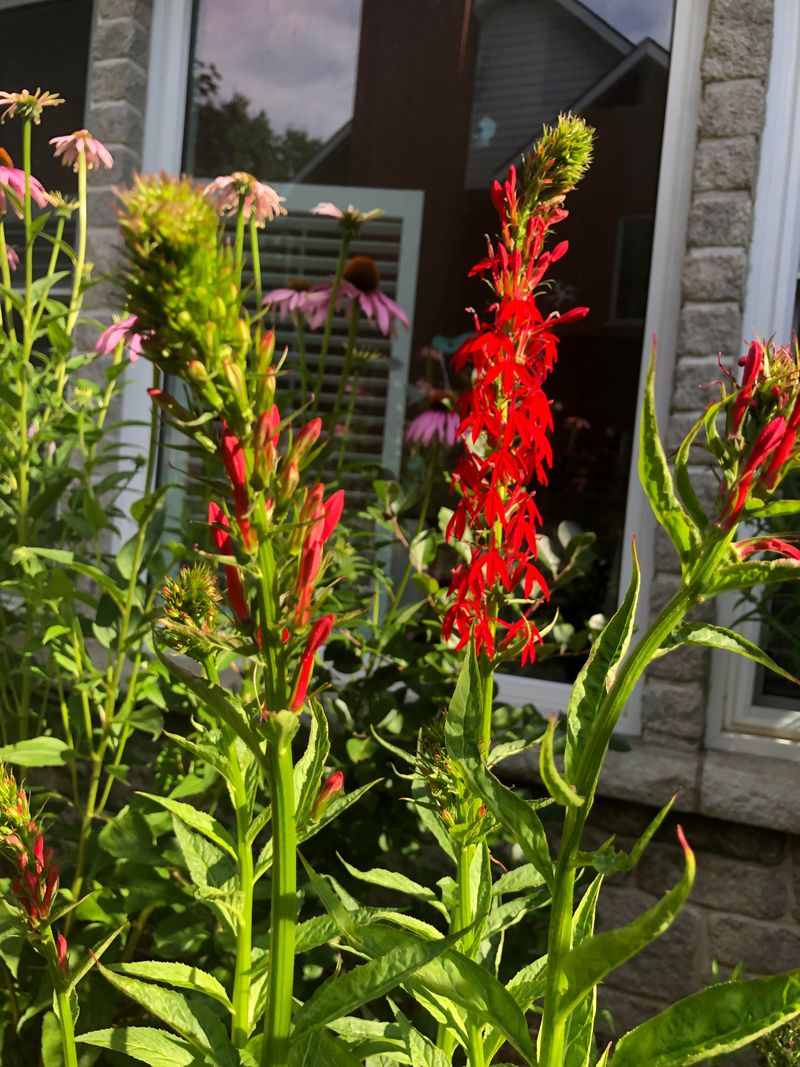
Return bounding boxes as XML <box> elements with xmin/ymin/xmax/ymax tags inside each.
<box><xmin>194</xmin><ymin>0</ymin><xmax>672</xmax><ymax>138</ymax></box>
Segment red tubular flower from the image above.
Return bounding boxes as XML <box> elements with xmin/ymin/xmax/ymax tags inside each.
<box><xmin>731</xmin><ymin>341</ymin><xmax>765</xmax><ymax>435</ymax></box>
<box><xmin>220</xmin><ymin>427</ymin><xmax>253</xmax><ymax>550</ymax></box>
<box><xmin>311</xmin><ymin>770</ymin><xmax>344</xmax><ymax>820</ymax></box>
<box><xmin>290</xmin><ymin>614</ymin><xmax>335</xmax><ymax>710</ymax></box>
<box><xmin>208</xmin><ymin>501</ymin><xmax>250</xmax><ymax>623</ymax></box>
<box><xmin>735</xmin><ymin>537</ymin><xmax>800</xmax><ymax>561</ymax></box>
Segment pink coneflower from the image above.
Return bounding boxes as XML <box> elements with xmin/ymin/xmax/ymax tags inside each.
<box><xmin>0</xmin><ymin>155</ymin><xmax>49</xmax><ymax>217</ymax></box>
<box><xmin>49</xmin><ymin>129</ymin><xmax>113</xmax><ymax>172</ymax></box>
<box><xmin>405</xmin><ymin>407</ymin><xmax>460</xmax><ymax>447</ymax></box>
<box><xmin>95</xmin><ymin>314</ymin><xmax>143</xmax><ymax>362</ymax></box>
<box><xmin>6</xmin><ymin>245</ymin><xmax>18</xmax><ymax>271</ymax></box>
<box><xmin>310</xmin><ymin>256</ymin><xmax>409</xmax><ymax>336</ymax></box>
<box><xmin>203</xmin><ymin>172</ymin><xmax>286</xmax><ymax>227</ymax></box>
<box><xmin>312</xmin><ymin>201</ymin><xmax>383</xmax><ymax>225</ymax></box>
<box><xmin>263</xmin><ymin>279</ymin><xmax>316</xmax><ymax>321</ymax></box>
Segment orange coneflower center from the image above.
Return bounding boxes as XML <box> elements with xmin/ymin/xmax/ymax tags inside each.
<box><xmin>0</xmin><ymin>148</ymin><xmax>13</xmax><ymax>168</ymax></box>
<box><xmin>288</xmin><ymin>277</ymin><xmax>311</xmax><ymax>292</ymax></box>
<box><xmin>343</xmin><ymin>255</ymin><xmax>379</xmax><ymax>293</ymax></box>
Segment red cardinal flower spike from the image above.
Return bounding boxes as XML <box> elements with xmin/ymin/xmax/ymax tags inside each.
<box><xmin>444</xmin><ymin>118</ymin><xmax>593</xmax><ymax>664</ymax></box>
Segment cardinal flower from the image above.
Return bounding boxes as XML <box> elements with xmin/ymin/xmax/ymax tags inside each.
<box><xmin>290</xmin><ymin>614</ymin><xmax>336</xmax><ymax>710</ymax></box>
<box><xmin>208</xmin><ymin>502</ymin><xmax>250</xmax><ymax>623</ymax></box>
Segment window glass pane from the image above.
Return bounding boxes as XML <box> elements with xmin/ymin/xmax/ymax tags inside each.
<box><xmin>185</xmin><ymin>0</ymin><xmax>676</xmax><ymax>683</ymax></box>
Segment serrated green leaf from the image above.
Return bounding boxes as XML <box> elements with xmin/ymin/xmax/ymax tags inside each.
<box><xmin>294</xmin><ymin>699</ymin><xmax>330</xmax><ymax>825</ymax></box>
<box><xmin>609</xmin><ymin>970</ymin><xmax>800</xmax><ymax>1067</ymax></box>
<box><xmin>288</xmin><ymin>1028</ymin><xmax>364</xmax><ymax>1067</ymax></box>
<box><xmin>540</xmin><ymin>717</ymin><xmax>584</xmax><ymax>807</ymax></box>
<box><xmin>338</xmin><ymin>855</ymin><xmax>448</xmax><ymax>917</ymax></box>
<box><xmin>77</xmin><ymin>1027</ymin><xmax>200</xmax><ymax>1066</ymax></box>
<box><xmin>14</xmin><ymin>547</ymin><xmax>127</xmax><ymax>607</ymax></box>
<box><xmin>559</xmin><ymin>832</ymin><xmax>695</xmax><ymax>1018</ymax></box>
<box><xmin>564</xmin><ymin>876</ymin><xmax>603</xmax><ymax>1067</ymax></box>
<box><xmin>576</xmin><ymin>793</ymin><xmax>676</xmax><ymax>875</ymax></box>
<box><xmin>673</xmin><ymin>412</ymin><xmax>709</xmax><ymax>530</ymax></box>
<box><xmin>564</xmin><ymin>542</ymin><xmax>640</xmax><ymax>782</ymax></box>
<box><xmin>663</xmin><ymin>621</ymin><xmax>799</xmax><ymax>687</ymax></box>
<box><xmin>137</xmin><ymin>792</ymin><xmax>237</xmax><ymax>860</ymax></box>
<box><xmin>93</xmin><ymin>958</ymin><xmax>235</xmax><ymax>1064</ymax></box>
<box><xmin>639</xmin><ymin>351</ymin><xmax>700</xmax><ymax>566</ymax></box>
<box><xmin>708</xmin><ymin>558</ymin><xmax>800</xmax><ymax>594</ymax></box>
<box><xmin>493</xmin><ymin>864</ymin><xmax>547</xmax><ymax>897</ymax></box>
<box><xmin>109</xmin><ymin>961</ymin><xmax>233</xmax><ymax>1012</ymax></box>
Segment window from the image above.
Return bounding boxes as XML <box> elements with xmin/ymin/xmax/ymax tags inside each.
<box><xmin>141</xmin><ymin>0</ymin><xmax>696</xmax><ymax>725</ymax></box>
<box><xmin>708</xmin><ymin>0</ymin><xmax>800</xmax><ymax>757</ymax></box>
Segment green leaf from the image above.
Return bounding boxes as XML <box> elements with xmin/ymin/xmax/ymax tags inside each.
<box><xmin>576</xmin><ymin>793</ymin><xmax>676</xmax><ymax>875</ymax></box>
<box><xmin>294</xmin><ymin>699</ymin><xmax>330</xmax><ymax>825</ymax></box>
<box><xmin>137</xmin><ymin>792</ymin><xmax>237</xmax><ymax>860</ymax></box>
<box><xmin>559</xmin><ymin>830</ymin><xmax>695</xmax><ymax>1018</ymax></box>
<box><xmin>291</xmin><ymin>924</ymin><xmax>464</xmax><ymax>1043</ymax></box>
<box><xmin>609</xmin><ymin>970</ymin><xmax>800</xmax><ymax>1067</ymax></box>
<box><xmin>639</xmin><ymin>350</ymin><xmax>700</xmax><ymax>566</ymax></box>
<box><xmin>446</xmin><ymin>648</ymin><xmax>553</xmax><ymax>888</ymax></box>
<box><xmin>673</xmin><ymin>412</ymin><xmax>709</xmax><ymax>530</ymax></box>
<box><xmin>0</xmin><ymin>737</ymin><xmax>69</xmax><ymax>767</ymax></box>
<box><xmin>564</xmin><ymin>541</ymin><xmax>640</xmax><ymax>782</ymax></box>
<box><xmin>77</xmin><ymin>1027</ymin><xmax>200</xmax><ymax>1066</ymax></box>
<box><xmin>288</xmin><ymin>1029</ymin><xmax>364</xmax><ymax>1067</ymax></box>
<box><xmin>337</xmin><ymin>855</ymin><xmax>448</xmax><ymax>917</ymax></box>
<box><xmin>14</xmin><ymin>547</ymin><xmax>127</xmax><ymax>608</ymax></box>
<box><xmin>109</xmin><ymin>961</ymin><xmax>233</xmax><ymax>1012</ymax></box>
<box><xmin>164</xmin><ymin>732</ymin><xmax>232</xmax><ymax>784</ymax></box>
<box><xmin>663</xmin><ymin>621</ymin><xmax>799</xmax><ymax>687</ymax></box>
<box><xmin>540</xmin><ymin>717</ymin><xmax>584</xmax><ymax>807</ymax></box>
<box><xmin>93</xmin><ymin>958</ymin><xmax>235</xmax><ymax>1065</ymax></box>
<box><xmin>708</xmin><ymin>558</ymin><xmax>800</xmax><ymax>594</ymax></box>
<box><xmin>493</xmin><ymin>864</ymin><xmax>547</xmax><ymax>897</ymax></box>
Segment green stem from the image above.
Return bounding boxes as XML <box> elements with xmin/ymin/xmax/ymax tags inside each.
<box><xmin>261</xmin><ymin>731</ymin><xmax>296</xmax><ymax>1067</ymax></box>
<box><xmin>65</xmin><ymin>156</ymin><xmax>87</xmax><ymax>336</ymax></box>
<box><xmin>204</xmin><ymin>654</ymin><xmax>254</xmax><ymax>1049</ymax></box>
<box><xmin>457</xmin><ymin>843</ymin><xmax>486</xmax><ymax>1067</ymax></box>
<box><xmin>294</xmin><ymin>312</ymin><xmax>309</xmax><ymax>397</ymax></box>
<box><xmin>250</xmin><ymin>215</ymin><xmax>262</xmax><ymax>309</ymax></box>
<box><xmin>234</xmin><ymin>200</ymin><xmax>246</xmax><ymax>286</ymax></box>
<box><xmin>43</xmin><ymin>926</ymin><xmax>78</xmax><ymax>1067</ymax></box>
<box><xmin>312</xmin><ymin>235</ymin><xmax>351</xmax><ymax>417</ymax></box>
<box><xmin>0</xmin><ymin>219</ymin><xmax>17</xmax><ymax>341</ymax></box>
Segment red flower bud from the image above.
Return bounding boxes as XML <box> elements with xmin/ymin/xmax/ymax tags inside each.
<box><xmin>311</xmin><ymin>770</ymin><xmax>344</xmax><ymax>820</ymax></box>
<box><xmin>208</xmin><ymin>502</ymin><xmax>250</xmax><ymax>623</ymax></box>
<box><xmin>290</xmin><ymin>614</ymin><xmax>335</xmax><ymax>710</ymax></box>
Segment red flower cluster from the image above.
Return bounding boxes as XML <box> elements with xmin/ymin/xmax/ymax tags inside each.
<box><xmin>720</xmin><ymin>340</ymin><xmax>800</xmax><ymax>528</ymax></box>
<box><xmin>294</xmin><ymin>486</ymin><xmax>344</xmax><ymax>627</ymax></box>
<box><xmin>443</xmin><ymin>164</ymin><xmax>587</xmax><ymax>662</ymax></box>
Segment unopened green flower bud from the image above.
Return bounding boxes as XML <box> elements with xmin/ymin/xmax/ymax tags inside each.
<box><xmin>177</xmin><ymin>310</ymin><xmax>192</xmax><ymax>328</ymax></box>
<box><xmin>278</xmin><ymin>458</ymin><xmax>300</xmax><ymax>505</ymax></box>
<box><xmin>222</xmin><ymin>358</ymin><xmax>249</xmax><ymax>412</ymax></box>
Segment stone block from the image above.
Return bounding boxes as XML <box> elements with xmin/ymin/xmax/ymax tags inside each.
<box><xmin>598</xmin><ymin>886</ymin><xmax>705</xmax><ymax>1000</ymax></box>
<box><xmin>599</xmin><ymin>741</ymin><xmax>700</xmax><ymax>810</ymax></box>
<box><xmin>86</xmin><ymin>186</ymin><xmax>123</xmax><ymax>228</ymax></box>
<box><xmin>596</xmin><ymin>985</ymin><xmax>667</xmax><ymax>1040</ymax></box>
<box><xmin>647</xmin><ymin>642</ymin><xmax>710</xmax><ymax>684</ymax></box>
<box><xmin>86</xmin><ymin>226</ymin><xmax>123</xmax><ymax>277</ymax></box>
<box><xmin>671</xmin><ymin>352</ymin><xmax>738</xmax><ymax>407</ymax></box>
<box><xmin>665</xmin><ymin>411</ymin><xmax>704</xmax><ymax>454</ymax></box>
<box><xmin>89</xmin><ymin>59</ymin><xmax>148</xmax><ymax>107</ymax></box>
<box><xmin>694</xmin><ymin>137</ymin><xmax>758</xmax><ymax>193</ymax></box>
<box><xmin>97</xmin><ymin>0</ymin><xmax>152</xmax><ymax>20</ymax></box>
<box><xmin>709</xmin><ymin>913</ymin><xmax>800</xmax><ymax>973</ymax></box>
<box><xmin>699</xmin><ymin>80</ymin><xmax>765</xmax><ymax>139</ymax></box>
<box><xmin>638</xmin><ymin>842</ymin><xmax>789</xmax><ymax>920</ymax></box>
<box><xmin>682</xmin><ymin>247</ymin><xmax>747</xmax><ymax>303</ymax></box>
<box><xmin>688</xmin><ymin>191</ymin><xmax>753</xmax><ymax>248</ymax></box>
<box><xmin>677</xmin><ymin>304</ymin><xmax>742</xmax><ymax>360</ymax></box>
<box><xmin>654</xmin><ymin>526</ymin><xmax>682</xmax><ymax>575</ymax></box>
<box><xmin>700</xmin><ymin>751</ymin><xmax>800</xmax><ymax>835</ymax></box>
<box><xmin>85</xmin><ymin>102</ymin><xmax>145</xmax><ymax>154</ymax></box>
<box><xmin>703</xmin><ymin>0</ymin><xmax>773</xmax><ymax>82</ymax></box>
<box><xmin>641</xmin><ymin>677</ymin><xmax>706</xmax><ymax>746</ymax></box>
<box><xmin>649</xmin><ymin>572</ymin><xmax>682</xmax><ymax>616</ymax></box>
<box><xmin>91</xmin><ymin>15</ymin><xmax>151</xmax><ymax>67</ymax></box>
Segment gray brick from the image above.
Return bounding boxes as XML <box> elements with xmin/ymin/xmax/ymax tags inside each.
<box><xmin>600</xmin><ymin>742</ymin><xmax>700</xmax><ymax>810</ymax></box>
<box><xmin>709</xmin><ymin>0</ymin><xmax>773</xmax><ymax>24</ymax></box>
<box><xmin>677</xmin><ymin>304</ymin><xmax>742</xmax><ymax>358</ymax></box>
<box><xmin>703</xmin><ymin>26</ymin><xmax>771</xmax><ymax>83</ymax></box>
<box><xmin>648</xmin><ymin>643</ymin><xmax>710</xmax><ymax>683</ymax></box>
<box><xmin>598</xmin><ymin>887</ymin><xmax>705</xmax><ymax>1000</ymax></box>
<box><xmin>596</xmin><ymin>985</ymin><xmax>667</xmax><ymax>1041</ymax></box>
<box><xmin>700</xmin><ymin>80</ymin><xmax>765</xmax><ymax>139</ymax></box>
<box><xmin>85</xmin><ymin>103</ymin><xmax>145</xmax><ymax>156</ymax></box>
<box><xmin>86</xmin><ymin>186</ymin><xmax>123</xmax><ymax>228</ymax></box>
<box><xmin>672</xmin><ymin>356</ymin><xmax>727</xmax><ymax>409</ymax></box>
<box><xmin>649</xmin><ymin>572</ymin><xmax>682</xmax><ymax>616</ymax></box>
<box><xmin>86</xmin><ymin>226</ymin><xmax>123</xmax><ymax>278</ymax></box>
<box><xmin>665</xmin><ymin>411</ymin><xmax>704</xmax><ymax>453</ymax></box>
<box><xmin>694</xmin><ymin>137</ymin><xmax>758</xmax><ymax>192</ymax></box>
<box><xmin>654</xmin><ymin>526</ymin><xmax>683</xmax><ymax>574</ymax></box>
<box><xmin>89</xmin><ymin>59</ymin><xmax>148</xmax><ymax>107</ymax></box>
<box><xmin>641</xmin><ymin>677</ymin><xmax>706</xmax><ymax>746</ymax></box>
<box><xmin>688</xmin><ymin>192</ymin><xmax>753</xmax><ymax>248</ymax></box>
<box><xmin>682</xmin><ymin>247</ymin><xmax>748</xmax><ymax>303</ymax></box>
<box><xmin>709</xmin><ymin>914</ymin><xmax>800</xmax><ymax>973</ymax></box>
<box><xmin>97</xmin><ymin>0</ymin><xmax>152</xmax><ymax>20</ymax></box>
<box><xmin>700</xmin><ymin>751</ymin><xmax>800</xmax><ymax>835</ymax></box>
<box><xmin>638</xmin><ymin>843</ymin><xmax>789</xmax><ymax>920</ymax></box>
<box><xmin>91</xmin><ymin>16</ymin><xmax>151</xmax><ymax>67</ymax></box>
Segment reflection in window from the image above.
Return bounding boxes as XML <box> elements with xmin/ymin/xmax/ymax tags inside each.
<box><xmin>185</xmin><ymin>0</ymin><xmax>676</xmax><ymax>682</ymax></box>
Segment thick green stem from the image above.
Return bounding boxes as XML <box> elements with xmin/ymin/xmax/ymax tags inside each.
<box><xmin>312</xmin><ymin>235</ymin><xmax>351</xmax><ymax>417</ymax></box>
<box><xmin>457</xmin><ymin>843</ymin><xmax>486</xmax><ymax>1067</ymax></box>
<box><xmin>65</xmin><ymin>156</ymin><xmax>87</xmax><ymax>336</ymax></box>
<box><xmin>204</xmin><ymin>654</ymin><xmax>254</xmax><ymax>1048</ymax></box>
<box><xmin>261</xmin><ymin>732</ymin><xmax>296</xmax><ymax>1067</ymax></box>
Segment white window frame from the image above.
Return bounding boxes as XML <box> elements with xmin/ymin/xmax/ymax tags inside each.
<box><xmin>707</xmin><ymin>0</ymin><xmax>800</xmax><ymax>759</ymax></box>
<box><xmin>133</xmin><ymin>0</ymin><xmax>708</xmax><ymax>734</ymax></box>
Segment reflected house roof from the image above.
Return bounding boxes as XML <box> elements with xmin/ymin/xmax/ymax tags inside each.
<box><xmin>467</xmin><ymin>0</ymin><xmax>666</xmax><ymax>188</ymax></box>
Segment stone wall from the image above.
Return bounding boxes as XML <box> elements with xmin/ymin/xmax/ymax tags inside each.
<box><xmin>592</xmin><ymin>3</ymin><xmax>796</xmax><ymax>1062</ymax></box>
